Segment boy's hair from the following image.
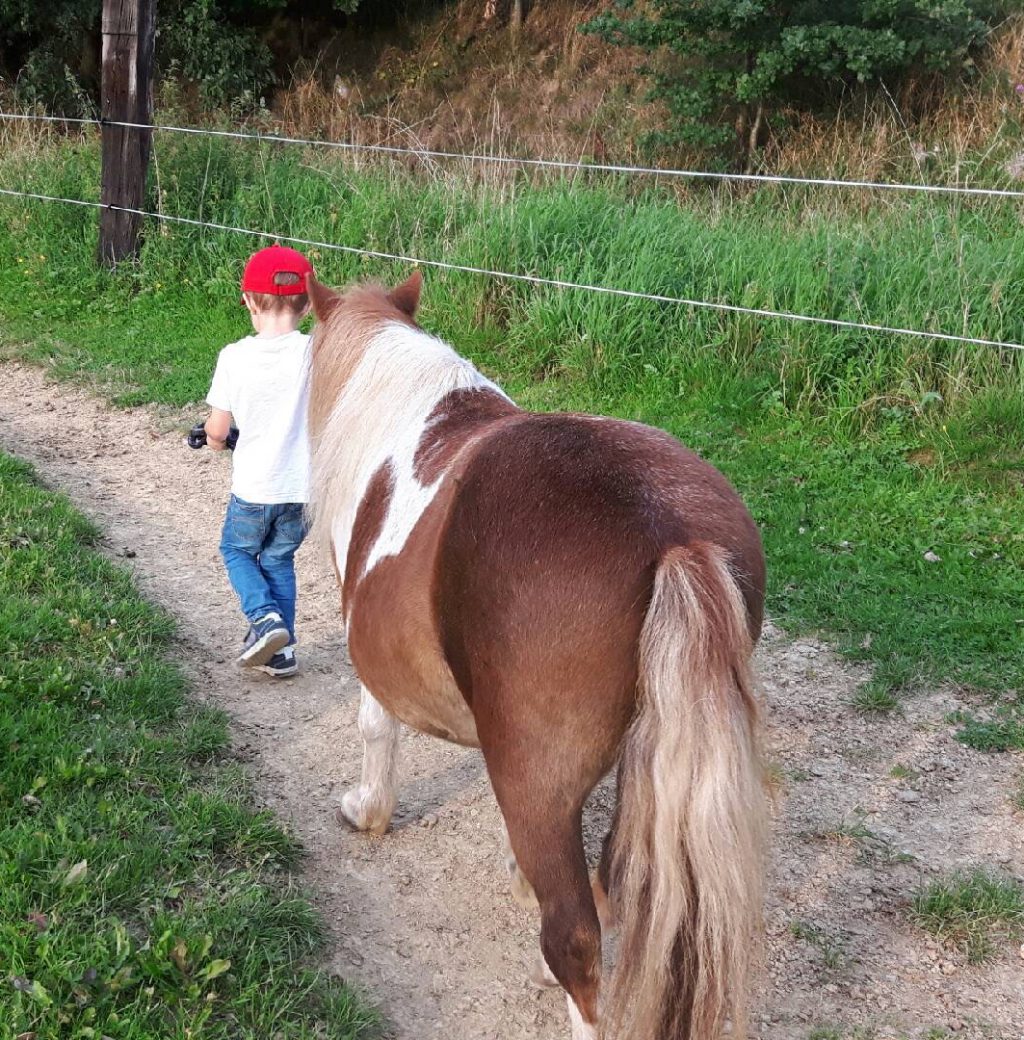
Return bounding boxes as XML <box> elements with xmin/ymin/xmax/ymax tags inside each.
<box><xmin>246</xmin><ymin>271</ymin><xmax>309</xmax><ymax>316</ymax></box>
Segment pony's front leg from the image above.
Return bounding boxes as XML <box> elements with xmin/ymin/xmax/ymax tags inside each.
<box><xmin>336</xmin><ymin>685</ymin><xmax>400</xmax><ymax>836</ymax></box>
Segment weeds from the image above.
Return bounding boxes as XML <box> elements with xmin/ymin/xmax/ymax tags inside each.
<box><xmin>912</xmin><ymin>870</ymin><xmax>1024</xmax><ymax>963</ymax></box>
<box><xmin>888</xmin><ymin>764</ymin><xmax>916</xmax><ymax>780</ymax></box>
<box><xmin>789</xmin><ymin>919</ymin><xmax>848</xmax><ymax>970</ymax></box>
<box><xmin>808</xmin><ymin>811</ymin><xmax>915</xmax><ymax>865</ymax></box>
<box><xmin>852</xmin><ymin>681</ymin><xmax>901</xmax><ymax>715</ymax></box>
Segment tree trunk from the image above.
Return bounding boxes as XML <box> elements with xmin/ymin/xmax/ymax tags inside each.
<box><xmin>98</xmin><ymin>0</ymin><xmax>155</xmax><ymax>267</ymax></box>
<box><xmin>743</xmin><ymin>102</ymin><xmax>764</xmax><ymax>174</ymax></box>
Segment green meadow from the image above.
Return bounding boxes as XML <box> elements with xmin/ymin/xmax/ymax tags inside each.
<box><xmin>0</xmin><ymin>126</ymin><xmax>1022</xmax><ymax>742</ymax></box>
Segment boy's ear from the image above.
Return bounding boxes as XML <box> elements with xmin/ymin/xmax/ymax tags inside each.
<box><xmin>306</xmin><ymin>274</ymin><xmax>342</xmax><ymax>322</ymax></box>
<box><xmin>389</xmin><ymin>269</ymin><xmax>423</xmax><ymax>318</ymax></box>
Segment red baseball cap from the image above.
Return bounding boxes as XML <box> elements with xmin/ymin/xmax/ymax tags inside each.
<box><xmin>241</xmin><ymin>244</ymin><xmax>313</xmax><ymax>295</ymax></box>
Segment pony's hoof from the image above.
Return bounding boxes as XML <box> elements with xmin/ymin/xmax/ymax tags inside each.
<box><xmin>336</xmin><ymin>789</ymin><xmax>392</xmax><ymax>835</ymax></box>
<box><xmin>334</xmin><ymin>806</ymin><xmax>361</xmax><ymax>831</ymax></box>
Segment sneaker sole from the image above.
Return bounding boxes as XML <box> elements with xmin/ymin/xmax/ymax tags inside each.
<box><xmin>258</xmin><ymin>662</ymin><xmax>299</xmax><ymax>678</ymax></box>
<box><xmin>237</xmin><ymin>628</ymin><xmax>290</xmax><ymax>668</ymax></box>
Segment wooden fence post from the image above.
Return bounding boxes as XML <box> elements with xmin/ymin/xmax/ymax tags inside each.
<box><xmin>98</xmin><ymin>0</ymin><xmax>156</xmax><ymax>267</ymax></box>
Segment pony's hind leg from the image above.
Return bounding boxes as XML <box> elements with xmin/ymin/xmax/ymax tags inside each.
<box><xmin>336</xmin><ymin>685</ymin><xmax>400</xmax><ymax>835</ymax></box>
<box><xmin>592</xmin><ymin>807</ymin><xmax>619</xmax><ymax>933</ymax></box>
<box><xmin>501</xmin><ymin>818</ymin><xmax>539</xmax><ymax>910</ymax></box>
<box><xmin>497</xmin><ymin>797</ymin><xmax>603</xmax><ymax>1037</ymax></box>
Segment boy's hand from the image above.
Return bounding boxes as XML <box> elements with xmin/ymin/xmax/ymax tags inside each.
<box><xmin>205</xmin><ymin>408</ymin><xmax>234</xmax><ymax>451</ymax></box>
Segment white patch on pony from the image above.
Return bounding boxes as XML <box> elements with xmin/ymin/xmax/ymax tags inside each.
<box><xmin>310</xmin><ymin>320</ymin><xmax>503</xmax><ymax>592</ymax></box>
<box><xmin>361</xmin><ymin>426</ymin><xmax>443</xmax><ymax>577</ymax></box>
<box><xmin>566</xmin><ymin>993</ymin><xmax>598</xmax><ymax>1040</ymax></box>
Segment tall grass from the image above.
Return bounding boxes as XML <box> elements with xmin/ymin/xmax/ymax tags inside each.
<box><xmin>0</xmin><ymin>127</ymin><xmax>1022</xmax><ymax>742</ymax></box>
<box><xmin>3</xmin><ymin>125</ymin><xmax>1022</xmax><ymax>410</ymax></box>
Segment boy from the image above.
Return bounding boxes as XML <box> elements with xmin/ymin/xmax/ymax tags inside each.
<box><xmin>204</xmin><ymin>244</ymin><xmax>313</xmax><ymax>678</ymax></box>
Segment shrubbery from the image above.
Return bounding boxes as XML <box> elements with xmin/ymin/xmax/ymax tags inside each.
<box><xmin>0</xmin><ymin>0</ymin><xmax>364</xmax><ymax>112</ymax></box>
<box><xmin>584</xmin><ymin>0</ymin><xmax>1003</xmax><ymax>164</ymax></box>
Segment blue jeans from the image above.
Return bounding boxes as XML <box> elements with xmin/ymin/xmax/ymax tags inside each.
<box><xmin>219</xmin><ymin>496</ymin><xmax>307</xmax><ymax>646</ymax></box>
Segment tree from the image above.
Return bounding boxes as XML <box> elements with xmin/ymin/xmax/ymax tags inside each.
<box><xmin>583</xmin><ymin>0</ymin><xmax>995</xmax><ymax>166</ymax></box>
<box><xmin>0</xmin><ymin>0</ymin><xmax>369</xmax><ymax>112</ymax></box>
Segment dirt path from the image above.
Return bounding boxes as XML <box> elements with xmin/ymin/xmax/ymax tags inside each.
<box><xmin>1</xmin><ymin>360</ymin><xmax>1021</xmax><ymax>1040</ymax></box>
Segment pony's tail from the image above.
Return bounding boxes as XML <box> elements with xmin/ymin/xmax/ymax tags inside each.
<box><xmin>603</xmin><ymin>542</ymin><xmax>767</xmax><ymax>1040</ymax></box>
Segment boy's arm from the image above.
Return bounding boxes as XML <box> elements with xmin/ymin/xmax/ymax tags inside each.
<box><xmin>205</xmin><ymin>408</ymin><xmax>234</xmax><ymax>451</ymax></box>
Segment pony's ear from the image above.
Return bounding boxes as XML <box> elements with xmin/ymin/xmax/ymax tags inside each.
<box><xmin>389</xmin><ymin>269</ymin><xmax>423</xmax><ymax>318</ymax></box>
<box><xmin>306</xmin><ymin>274</ymin><xmax>342</xmax><ymax>322</ymax></box>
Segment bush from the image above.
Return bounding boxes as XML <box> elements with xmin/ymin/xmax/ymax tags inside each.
<box><xmin>583</xmin><ymin>0</ymin><xmax>998</xmax><ymax>166</ymax></box>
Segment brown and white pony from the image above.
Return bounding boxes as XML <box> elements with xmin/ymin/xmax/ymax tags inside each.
<box><xmin>305</xmin><ymin>270</ymin><xmax>768</xmax><ymax>1040</ymax></box>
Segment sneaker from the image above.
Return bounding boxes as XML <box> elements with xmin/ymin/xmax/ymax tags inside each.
<box><xmin>236</xmin><ymin>613</ymin><xmax>290</xmax><ymax>668</ymax></box>
<box><xmin>259</xmin><ymin>647</ymin><xmax>298</xmax><ymax>678</ymax></box>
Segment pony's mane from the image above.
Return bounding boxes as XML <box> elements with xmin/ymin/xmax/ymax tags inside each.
<box><xmin>307</xmin><ymin>304</ymin><xmax>494</xmax><ymax>577</ymax></box>
<box><xmin>307</xmin><ymin>281</ymin><xmax>415</xmax><ymax>438</ymax></box>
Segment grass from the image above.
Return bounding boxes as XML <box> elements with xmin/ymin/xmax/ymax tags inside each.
<box><xmin>0</xmin><ymin>453</ymin><xmax>377</xmax><ymax>1038</ymax></box>
<box><xmin>912</xmin><ymin>870</ymin><xmax>1024</xmax><ymax>963</ymax></box>
<box><xmin>0</xmin><ymin>126</ymin><xmax>1022</xmax><ymax>744</ymax></box>
<box><xmin>805</xmin><ymin>811</ymin><xmax>915</xmax><ymax>865</ymax></box>
<box><xmin>788</xmin><ymin>919</ymin><xmax>847</xmax><ymax>970</ymax></box>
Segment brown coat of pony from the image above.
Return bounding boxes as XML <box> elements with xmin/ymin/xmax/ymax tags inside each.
<box><xmin>306</xmin><ymin>270</ymin><xmax>768</xmax><ymax>1040</ymax></box>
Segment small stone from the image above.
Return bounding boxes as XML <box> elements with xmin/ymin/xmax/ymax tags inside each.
<box><xmin>898</xmin><ymin>789</ymin><xmax>921</xmax><ymax>803</ymax></box>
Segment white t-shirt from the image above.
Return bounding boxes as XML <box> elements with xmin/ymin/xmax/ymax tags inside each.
<box><xmin>206</xmin><ymin>330</ymin><xmax>311</xmax><ymax>504</ymax></box>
